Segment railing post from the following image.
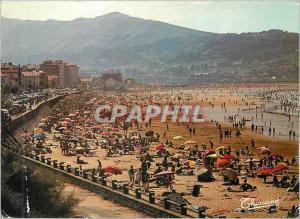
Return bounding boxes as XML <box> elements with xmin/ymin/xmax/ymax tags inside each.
<box><xmin>92</xmin><ymin>173</ymin><xmax>96</xmax><ymax>182</ymax></box>
<box><xmin>122</xmin><ymin>184</ymin><xmax>129</xmax><ymax>194</ymax></box>
<box><xmin>149</xmin><ymin>192</ymin><xmax>155</xmax><ymax>204</ymax></box>
<box><xmin>180</xmin><ymin>203</ymin><xmax>187</xmax><ymax>215</ymax></box>
<box><xmin>53</xmin><ymin>160</ymin><xmax>58</xmax><ymax>168</ymax></box>
<box><xmin>74</xmin><ymin>168</ymin><xmax>79</xmax><ymax>176</ymax></box>
<box><xmin>83</xmin><ymin>171</ymin><xmax>87</xmax><ymax>179</ymax></box>
<box><xmin>198</xmin><ymin>207</ymin><xmax>206</xmax><ymax>218</ymax></box>
<box><xmin>41</xmin><ymin>155</ymin><xmax>45</xmax><ymax>163</ymax></box>
<box><xmin>163</xmin><ymin>197</ymin><xmax>170</xmax><ymax>209</ymax></box>
<box><xmin>66</xmin><ymin>165</ymin><xmax>72</xmax><ymax>173</ymax></box>
<box><xmin>59</xmin><ymin>162</ymin><xmax>65</xmax><ymax>170</ymax></box>
<box><xmin>112</xmin><ymin>180</ymin><xmax>117</xmax><ymax>190</ymax></box>
<box><xmin>46</xmin><ymin>158</ymin><xmax>52</xmax><ymax>165</ymax></box>
<box><xmin>135</xmin><ymin>188</ymin><xmax>141</xmax><ymax>199</ymax></box>
<box><xmin>101</xmin><ymin>177</ymin><xmax>107</xmax><ymax>186</ymax></box>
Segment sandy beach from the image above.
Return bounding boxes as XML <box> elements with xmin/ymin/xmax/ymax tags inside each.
<box><xmin>17</xmin><ymin>84</ymin><xmax>299</xmax><ymax>218</ymax></box>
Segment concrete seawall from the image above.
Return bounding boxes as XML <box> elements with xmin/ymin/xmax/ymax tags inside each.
<box><xmin>5</xmin><ymin>94</ymin><xmax>191</xmax><ymax>218</ymax></box>
<box><xmin>8</xmin><ymin>95</ymin><xmax>64</xmax><ymax>134</ymax></box>
<box><xmin>4</xmin><ymin>149</ymin><xmax>184</xmax><ymax>218</ymax></box>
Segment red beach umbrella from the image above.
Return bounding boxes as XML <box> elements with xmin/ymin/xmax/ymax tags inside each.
<box><xmin>156</xmin><ymin>143</ymin><xmax>164</xmax><ymax>151</ymax></box>
<box><xmin>103</xmin><ymin>166</ymin><xmax>123</xmax><ymax>175</ymax></box>
<box><xmin>215</xmin><ymin>159</ymin><xmax>230</xmax><ymax>167</ymax></box>
<box><xmin>258</xmin><ymin>166</ymin><xmax>273</xmax><ymax>175</ymax></box>
<box><xmin>101</xmin><ymin>131</ymin><xmax>111</xmax><ymax>136</ymax></box>
<box><xmin>272</xmin><ymin>163</ymin><xmax>288</xmax><ymax>173</ymax></box>
<box><xmin>221</xmin><ymin>154</ymin><xmax>236</xmax><ymax>160</ymax></box>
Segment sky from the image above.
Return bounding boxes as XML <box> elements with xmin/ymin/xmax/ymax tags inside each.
<box><xmin>1</xmin><ymin>0</ymin><xmax>299</xmax><ymax>33</ymax></box>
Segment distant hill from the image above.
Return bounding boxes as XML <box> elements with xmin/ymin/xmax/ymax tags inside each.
<box><xmin>1</xmin><ymin>12</ymin><xmax>299</xmax><ymax>83</ymax></box>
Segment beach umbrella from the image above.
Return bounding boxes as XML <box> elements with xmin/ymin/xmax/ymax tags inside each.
<box><xmin>206</xmin><ymin>153</ymin><xmax>223</xmax><ymax>158</ymax></box>
<box><xmin>156</xmin><ymin>143</ymin><xmax>164</xmax><ymax>151</ymax></box>
<box><xmin>221</xmin><ymin>154</ymin><xmax>236</xmax><ymax>160</ymax></box>
<box><xmin>34</xmin><ymin>128</ymin><xmax>43</xmax><ymax>134</ymax></box>
<box><xmin>202</xmin><ymin>149</ymin><xmax>214</xmax><ymax>157</ymax></box>
<box><xmin>32</xmin><ymin>133</ymin><xmax>44</xmax><ymax>139</ymax></box>
<box><xmin>92</xmin><ymin>125</ymin><xmax>101</xmax><ymax>129</ymax></box>
<box><xmin>185</xmin><ymin>160</ymin><xmax>196</xmax><ymax>168</ymax></box>
<box><xmin>101</xmin><ymin>131</ymin><xmax>111</xmax><ymax>136</ymax></box>
<box><xmin>215</xmin><ymin>159</ymin><xmax>230</xmax><ymax>168</ymax></box>
<box><xmin>61</xmin><ymin>121</ymin><xmax>69</xmax><ymax>127</ymax></box>
<box><xmin>69</xmin><ymin>113</ymin><xmax>76</xmax><ymax>117</ymax></box>
<box><xmin>98</xmin><ymin>139</ymin><xmax>107</xmax><ymax>143</ymax></box>
<box><xmin>272</xmin><ymin>163</ymin><xmax>288</xmax><ymax>173</ymax></box>
<box><xmin>258</xmin><ymin>166</ymin><xmax>273</xmax><ymax>175</ymax></box>
<box><xmin>173</xmin><ymin>136</ymin><xmax>183</xmax><ymax>140</ymax></box>
<box><xmin>79</xmin><ymin>118</ymin><xmax>86</xmax><ymax>123</ymax></box>
<box><xmin>103</xmin><ymin>166</ymin><xmax>123</xmax><ymax>175</ymax></box>
<box><xmin>153</xmin><ymin>170</ymin><xmax>175</xmax><ymax>177</ymax></box>
<box><xmin>112</xmin><ymin>127</ymin><xmax>119</xmax><ymax>131</ymax></box>
<box><xmin>84</xmin><ymin>111</ymin><xmax>91</xmax><ymax>115</ymax></box>
<box><xmin>257</xmin><ymin>147</ymin><xmax>272</xmax><ymax>154</ymax></box>
<box><xmin>216</xmin><ymin>146</ymin><xmax>228</xmax><ymax>151</ymax></box>
<box><xmin>130</xmin><ymin>136</ymin><xmax>139</xmax><ymax>140</ymax></box>
<box><xmin>221</xmin><ymin>168</ymin><xmax>238</xmax><ymax>180</ymax></box>
<box><xmin>184</xmin><ymin>140</ymin><xmax>197</xmax><ymax>145</ymax></box>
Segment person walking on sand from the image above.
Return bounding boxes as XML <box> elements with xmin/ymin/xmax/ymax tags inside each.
<box><xmin>97</xmin><ymin>159</ymin><xmax>102</xmax><ymax>171</ymax></box>
<box><xmin>193</xmin><ymin>127</ymin><xmax>196</xmax><ymax>136</ymax></box>
<box><xmin>189</xmin><ymin>127</ymin><xmax>192</xmax><ymax>137</ymax></box>
<box><xmin>128</xmin><ymin>165</ymin><xmax>135</xmax><ymax>186</ymax></box>
<box><xmin>251</xmin><ymin>139</ymin><xmax>255</xmax><ymax>148</ymax></box>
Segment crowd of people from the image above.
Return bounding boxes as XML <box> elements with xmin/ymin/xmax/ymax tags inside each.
<box><xmin>16</xmin><ymin>84</ymin><xmax>299</xmax><ymax>217</ymax></box>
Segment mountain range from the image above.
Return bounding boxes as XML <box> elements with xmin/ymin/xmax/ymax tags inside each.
<box><xmin>1</xmin><ymin>12</ymin><xmax>299</xmax><ymax>83</ymax></box>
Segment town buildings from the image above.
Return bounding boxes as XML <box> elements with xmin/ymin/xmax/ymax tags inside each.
<box><xmin>40</xmin><ymin>60</ymin><xmax>79</xmax><ymax>88</ymax></box>
<box><xmin>1</xmin><ymin>60</ymin><xmax>80</xmax><ymax>90</ymax></box>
